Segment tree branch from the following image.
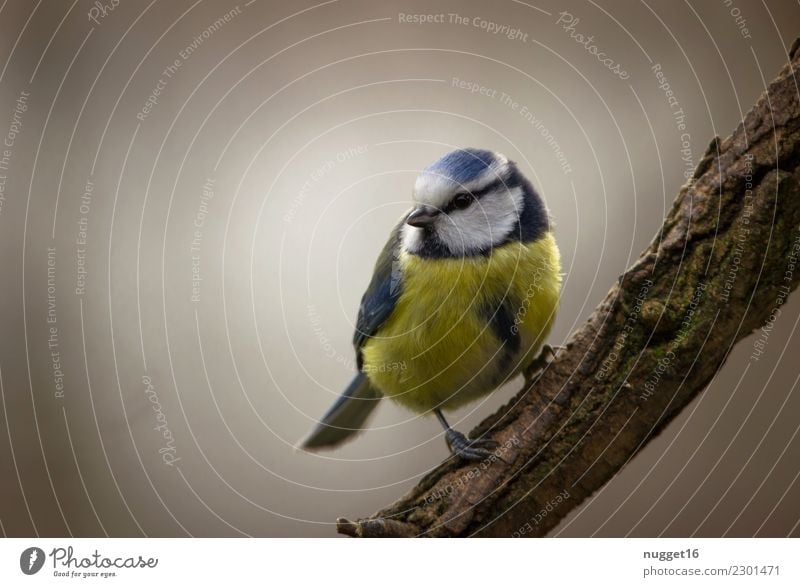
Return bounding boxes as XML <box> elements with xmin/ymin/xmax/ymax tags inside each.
<box><xmin>337</xmin><ymin>41</ymin><xmax>800</xmax><ymax>538</ymax></box>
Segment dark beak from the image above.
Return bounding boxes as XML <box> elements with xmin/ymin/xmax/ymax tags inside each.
<box><xmin>406</xmin><ymin>205</ymin><xmax>440</xmax><ymax>228</ymax></box>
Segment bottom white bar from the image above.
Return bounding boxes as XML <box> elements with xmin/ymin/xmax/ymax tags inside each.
<box><xmin>0</xmin><ymin>538</ymin><xmax>796</xmax><ymax>586</ymax></box>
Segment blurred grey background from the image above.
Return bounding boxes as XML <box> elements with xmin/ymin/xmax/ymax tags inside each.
<box><xmin>0</xmin><ymin>0</ymin><xmax>798</xmax><ymax>537</ymax></box>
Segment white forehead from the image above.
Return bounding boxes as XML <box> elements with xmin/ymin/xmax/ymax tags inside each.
<box><xmin>413</xmin><ymin>153</ymin><xmax>510</xmax><ymax>209</ymax></box>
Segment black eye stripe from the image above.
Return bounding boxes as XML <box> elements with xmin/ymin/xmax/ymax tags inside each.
<box><xmin>443</xmin><ymin>196</ymin><xmax>468</xmax><ymax>213</ymax></box>
<box><xmin>444</xmin><ymin>177</ymin><xmax>512</xmax><ymax>212</ymax></box>
<box><xmin>470</xmin><ymin>177</ymin><xmax>508</xmax><ymax>199</ymax></box>
<box><xmin>452</xmin><ymin>193</ymin><xmax>472</xmax><ymax>209</ymax></box>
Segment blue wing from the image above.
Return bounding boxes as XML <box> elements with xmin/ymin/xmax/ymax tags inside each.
<box><xmin>353</xmin><ymin>215</ymin><xmax>406</xmax><ymax>370</ymax></box>
<box><xmin>300</xmin><ymin>216</ymin><xmax>406</xmax><ymax>452</ymax></box>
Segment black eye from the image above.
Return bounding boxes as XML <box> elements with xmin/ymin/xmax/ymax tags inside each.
<box><xmin>452</xmin><ymin>193</ymin><xmax>472</xmax><ymax>210</ymax></box>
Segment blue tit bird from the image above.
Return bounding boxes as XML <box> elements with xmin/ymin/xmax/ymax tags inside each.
<box><xmin>301</xmin><ymin>148</ymin><xmax>561</xmax><ymax>460</ymax></box>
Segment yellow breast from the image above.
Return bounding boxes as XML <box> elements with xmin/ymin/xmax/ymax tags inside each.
<box><xmin>361</xmin><ymin>232</ymin><xmax>561</xmax><ymax>413</ymax></box>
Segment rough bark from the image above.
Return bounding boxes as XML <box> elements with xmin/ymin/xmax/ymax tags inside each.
<box><xmin>337</xmin><ymin>40</ymin><xmax>800</xmax><ymax>538</ymax></box>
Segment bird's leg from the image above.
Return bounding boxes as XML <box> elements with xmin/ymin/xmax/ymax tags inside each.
<box><xmin>434</xmin><ymin>409</ymin><xmax>500</xmax><ymax>462</ymax></box>
<box><xmin>524</xmin><ymin>343</ymin><xmax>565</xmax><ymax>380</ymax></box>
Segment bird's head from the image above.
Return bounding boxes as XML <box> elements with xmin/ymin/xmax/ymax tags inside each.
<box><xmin>402</xmin><ymin>148</ymin><xmax>547</xmax><ymax>257</ymax></box>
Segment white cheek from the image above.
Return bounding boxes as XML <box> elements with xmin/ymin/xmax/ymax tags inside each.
<box><xmin>436</xmin><ymin>187</ymin><xmax>524</xmax><ymax>253</ymax></box>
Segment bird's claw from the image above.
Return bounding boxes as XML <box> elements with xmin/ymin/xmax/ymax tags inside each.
<box><xmin>445</xmin><ymin>429</ymin><xmax>500</xmax><ymax>462</ymax></box>
<box><xmin>525</xmin><ymin>343</ymin><xmax>564</xmax><ymax>380</ymax></box>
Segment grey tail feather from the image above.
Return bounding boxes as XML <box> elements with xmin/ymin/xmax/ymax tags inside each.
<box><xmin>299</xmin><ymin>373</ymin><xmax>382</xmax><ymax>451</ymax></box>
